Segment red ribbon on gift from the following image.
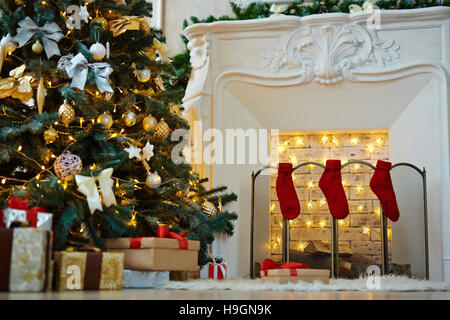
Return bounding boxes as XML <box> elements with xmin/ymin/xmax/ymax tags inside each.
<box><xmin>260</xmin><ymin>258</ymin><xmax>309</xmax><ymax>276</ymax></box>
<box><xmin>129</xmin><ymin>225</ymin><xmax>189</xmax><ymax>249</ymax></box>
<box><xmin>6</xmin><ymin>197</ymin><xmax>47</xmax><ymax>228</ymax></box>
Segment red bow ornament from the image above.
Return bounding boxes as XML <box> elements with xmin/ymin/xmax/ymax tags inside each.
<box><xmin>0</xmin><ymin>196</ymin><xmax>52</xmax><ymax>230</ymax></box>
<box><xmin>260</xmin><ymin>258</ymin><xmax>309</xmax><ymax>276</ymax></box>
<box><xmin>129</xmin><ymin>224</ymin><xmax>189</xmax><ymax>249</ymax></box>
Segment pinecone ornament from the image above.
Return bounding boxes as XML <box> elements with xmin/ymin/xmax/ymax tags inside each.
<box><xmin>318</xmin><ymin>6</ymin><xmax>328</xmax><ymax>14</ymax></box>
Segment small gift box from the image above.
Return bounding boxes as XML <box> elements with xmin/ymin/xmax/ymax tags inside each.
<box><xmin>0</xmin><ymin>197</ymin><xmax>53</xmax><ymax>231</ymax></box>
<box><xmin>0</xmin><ymin>228</ymin><xmax>52</xmax><ymax>292</ymax></box>
<box><xmin>105</xmin><ymin>225</ymin><xmax>200</xmax><ymax>271</ymax></box>
<box><xmin>208</xmin><ymin>256</ymin><xmax>227</xmax><ymax>280</ymax></box>
<box><xmin>54</xmin><ymin>250</ymin><xmax>124</xmax><ymax>291</ymax></box>
<box><xmin>260</xmin><ymin>259</ymin><xmax>329</xmax><ymax>284</ymax></box>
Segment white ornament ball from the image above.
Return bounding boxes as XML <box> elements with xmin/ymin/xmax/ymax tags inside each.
<box><xmin>137</xmin><ymin>69</ymin><xmax>151</xmax><ymax>83</ymax></box>
<box><xmin>54</xmin><ymin>153</ymin><xmax>83</xmax><ymax>181</ymax></box>
<box><xmin>146</xmin><ymin>171</ymin><xmax>161</xmax><ymax>189</ymax></box>
<box><xmin>90</xmin><ymin>42</ymin><xmax>106</xmax><ymax>60</ymax></box>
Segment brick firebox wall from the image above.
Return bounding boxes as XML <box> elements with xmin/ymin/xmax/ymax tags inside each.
<box><xmin>270</xmin><ymin>131</ymin><xmax>391</xmax><ymax>264</ymax></box>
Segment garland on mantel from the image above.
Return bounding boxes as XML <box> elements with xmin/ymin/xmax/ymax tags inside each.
<box><xmin>170</xmin><ymin>0</ymin><xmax>450</xmax><ymax>89</ymax></box>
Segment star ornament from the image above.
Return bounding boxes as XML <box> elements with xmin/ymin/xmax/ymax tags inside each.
<box><xmin>125</xmin><ymin>144</ymin><xmax>142</xmax><ymax>160</ymax></box>
<box><xmin>80</xmin><ymin>6</ymin><xmax>90</xmax><ymax>23</ymax></box>
<box><xmin>143</xmin><ymin>141</ymin><xmax>154</xmax><ymax>161</ymax></box>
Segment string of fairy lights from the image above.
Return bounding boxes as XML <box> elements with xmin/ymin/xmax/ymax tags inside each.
<box><xmin>0</xmin><ymin>0</ymin><xmax>196</xmax><ymax>229</ymax></box>
<box><xmin>270</xmin><ymin>133</ymin><xmax>392</xmax><ymax>254</ymax></box>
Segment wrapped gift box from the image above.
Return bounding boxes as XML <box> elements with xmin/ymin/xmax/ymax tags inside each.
<box><xmin>54</xmin><ymin>251</ymin><xmax>124</xmax><ymax>291</ymax></box>
<box><xmin>208</xmin><ymin>263</ymin><xmax>227</xmax><ymax>280</ymax></box>
<box><xmin>124</xmin><ymin>270</ymin><xmax>169</xmax><ymax>288</ymax></box>
<box><xmin>261</xmin><ymin>268</ymin><xmax>330</xmax><ymax>284</ymax></box>
<box><xmin>0</xmin><ymin>197</ymin><xmax>52</xmax><ymax>230</ymax></box>
<box><xmin>105</xmin><ymin>237</ymin><xmax>200</xmax><ymax>271</ymax></box>
<box><xmin>0</xmin><ymin>228</ymin><xmax>52</xmax><ymax>292</ymax></box>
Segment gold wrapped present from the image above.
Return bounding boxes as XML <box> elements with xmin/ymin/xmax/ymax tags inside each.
<box><xmin>54</xmin><ymin>251</ymin><xmax>124</xmax><ymax>291</ymax></box>
<box><xmin>261</xmin><ymin>268</ymin><xmax>330</xmax><ymax>284</ymax></box>
<box><xmin>0</xmin><ymin>228</ymin><xmax>52</xmax><ymax>292</ymax></box>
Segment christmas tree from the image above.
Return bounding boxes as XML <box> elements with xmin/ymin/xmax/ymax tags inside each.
<box><xmin>0</xmin><ymin>0</ymin><xmax>237</xmax><ymax>266</ymax></box>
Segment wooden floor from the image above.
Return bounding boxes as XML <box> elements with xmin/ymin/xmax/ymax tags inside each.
<box><xmin>1</xmin><ymin>289</ymin><xmax>450</xmax><ymax>300</ymax></box>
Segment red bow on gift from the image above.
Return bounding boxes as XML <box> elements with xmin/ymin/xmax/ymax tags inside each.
<box><xmin>129</xmin><ymin>224</ymin><xmax>189</xmax><ymax>249</ymax></box>
<box><xmin>261</xmin><ymin>258</ymin><xmax>309</xmax><ymax>276</ymax></box>
<box><xmin>1</xmin><ymin>196</ymin><xmax>47</xmax><ymax>228</ymax></box>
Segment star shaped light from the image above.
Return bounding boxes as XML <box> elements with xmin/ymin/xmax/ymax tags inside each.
<box><xmin>124</xmin><ymin>144</ymin><xmax>142</xmax><ymax>160</ymax></box>
<box><xmin>142</xmin><ymin>141</ymin><xmax>154</xmax><ymax>161</ymax></box>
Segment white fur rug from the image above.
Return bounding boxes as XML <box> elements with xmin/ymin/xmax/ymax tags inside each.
<box><xmin>163</xmin><ymin>276</ymin><xmax>450</xmax><ymax>292</ymax></box>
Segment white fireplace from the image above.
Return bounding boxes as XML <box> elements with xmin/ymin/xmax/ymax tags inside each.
<box><xmin>182</xmin><ymin>7</ymin><xmax>450</xmax><ymax>280</ymax></box>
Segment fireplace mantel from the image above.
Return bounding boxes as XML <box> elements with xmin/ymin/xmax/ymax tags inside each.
<box><xmin>182</xmin><ymin>7</ymin><xmax>450</xmax><ymax>280</ymax></box>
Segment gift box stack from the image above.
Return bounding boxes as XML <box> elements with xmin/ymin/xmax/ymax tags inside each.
<box><xmin>105</xmin><ymin>224</ymin><xmax>200</xmax><ymax>288</ymax></box>
<box><xmin>0</xmin><ymin>197</ymin><xmax>53</xmax><ymax>292</ymax></box>
<box><xmin>0</xmin><ymin>197</ymin><xmax>125</xmax><ymax>292</ymax></box>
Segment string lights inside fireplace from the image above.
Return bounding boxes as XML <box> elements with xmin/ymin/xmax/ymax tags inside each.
<box><xmin>250</xmin><ymin>160</ymin><xmax>429</xmax><ymax>280</ymax></box>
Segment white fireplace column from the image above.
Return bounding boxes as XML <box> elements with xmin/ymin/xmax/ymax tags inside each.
<box><xmin>182</xmin><ymin>7</ymin><xmax>450</xmax><ymax>280</ymax></box>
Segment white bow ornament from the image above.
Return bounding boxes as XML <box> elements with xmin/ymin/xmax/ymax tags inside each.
<box><xmin>76</xmin><ymin>168</ymin><xmax>117</xmax><ymax>214</ymax></box>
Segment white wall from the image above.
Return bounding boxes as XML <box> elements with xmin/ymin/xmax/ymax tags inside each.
<box><xmin>151</xmin><ymin>0</ymin><xmax>234</xmax><ymax>56</ymax></box>
<box><xmin>212</xmin><ymin>85</ymin><xmax>271</xmax><ymax>278</ymax></box>
<box><xmin>390</xmin><ymin>78</ymin><xmax>443</xmax><ymax>280</ymax></box>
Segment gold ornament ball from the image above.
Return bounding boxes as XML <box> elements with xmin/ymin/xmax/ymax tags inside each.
<box><xmin>43</xmin><ymin>126</ymin><xmax>58</xmax><ymax>143</ymax></box>
<box><xmin>15</xmin><ymin>0</ymin><xmax>25</xmax><ymax>5</ymax></box>
<box><xmin>122</xmin><ymin>111</ymin><xmax>137</xmax><ymax>127</ymax></box>
<box><xmin>202</xmin><ymin>201</ymin><xmax>218</xmax><ymax>217</ymax></box>
<box><xmin>154</xmin><ymin>118</ymin><xmax>171</xmax><ymax>140</ymax></box>
<box><xmin>90</xmin><ymin>16</ymin><xmax>108</xmax><ymax>30</ymax></box>
<box><xmin>146</xmin><ymin>172</ymin><xmax>161</xmax><ymax>189</ymax></box>
<box><xmin>97</xmin><ymin>112</ymin><xmax>114</xmax><ymax>128</ymax></box>
<box><xmin>58</xmin><ymin>99</ymin><xmax>75</xmax><ymax>127</ymax></box>
<box><xmin>32</xmin><ymin>40</ymin><xmax>43</xmax><ymax>54</ymax></box>
<box><xmin>142</xmin><ymin>114</ymin><xmax>157</xmax><ymax>131</ymax></box>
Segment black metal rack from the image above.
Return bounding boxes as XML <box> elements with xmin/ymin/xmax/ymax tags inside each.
<box><xmin>250</xmin><ymin>160</ymin><xmax>429</xmax><ymax>280</ymax></box>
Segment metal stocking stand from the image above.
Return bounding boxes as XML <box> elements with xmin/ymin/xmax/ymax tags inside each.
<box><xmin>250</xmin><ymin>160</ymin><xmax>429</xmax><ymax>280</ymax></box>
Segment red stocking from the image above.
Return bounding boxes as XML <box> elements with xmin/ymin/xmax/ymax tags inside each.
<box><xmin>276</xmin><ymin>163</ymin><xmax>300</xmax><ymax>220</ymax></box>
<box><xmin>319</xmin><ymin>160</ymin><xmax>349</xmax><ymax>220</ymax></box>
<box><xmin>370</xmin><ymin>160</ymin><xmax>400</xmax><ymax>222</ymax></box>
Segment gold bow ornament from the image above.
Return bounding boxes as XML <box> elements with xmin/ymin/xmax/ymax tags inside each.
<box><xmin>153</xmin><ymin>38</ymin><xmax>172</xmax><ymax>63</ymax></box>
<box><xmin>109</xmin><ymin>16</ymin><xmax>151</xmax><ymax>37</ymax></box>
<box><xmin>0</xmin><ymin>64</ymin><xmax>38</xmax><ymax>105</ymax></box>
<box><xmin>75</xmin><ymin>168</ymin><xmax>118</xmax><ymax>214</ymax></box>
<box><xmin>0</xmin><ymin>34</ymin><xmax>17</xmax><ymax>74</ymax></box>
